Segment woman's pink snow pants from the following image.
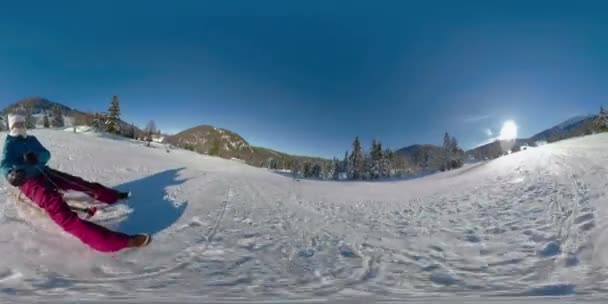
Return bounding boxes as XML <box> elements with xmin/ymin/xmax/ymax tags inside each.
<box><xmin>19</xmin><ymin>169</ymin><xmax>129</xmax><ymax>252</ymax></box>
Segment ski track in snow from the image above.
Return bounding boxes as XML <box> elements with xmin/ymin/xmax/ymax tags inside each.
<box><xmin>0</xmin><ymin>130</ymin><xmax>608</xmax><ymax>302</ymax></box>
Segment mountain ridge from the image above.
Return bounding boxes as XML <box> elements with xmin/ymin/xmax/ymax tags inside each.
<box><xmin>1</xmin><ymin>97</ymin><xmax>331</xmax><ymax>168</ymax></box>
<box><xmin>464</xmin><ymin>115</ymin><xmax>598</xmax><ymax>160</ymax></box>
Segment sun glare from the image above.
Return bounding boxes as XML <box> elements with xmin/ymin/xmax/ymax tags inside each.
<box><xmin>499</xmin><ymin>120</ymin><xmax>518</xmax><ymax>140</ymax></box>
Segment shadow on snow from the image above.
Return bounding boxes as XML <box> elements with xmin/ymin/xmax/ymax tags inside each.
<box><xmin>113</xmin><ymin>167</ymin><xmax>188</xmax><ymax>235</ymax></box>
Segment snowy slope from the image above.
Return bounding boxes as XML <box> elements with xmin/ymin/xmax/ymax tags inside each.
<box><xmin>1</xmin><ymin>130</ymin><xmax>608</xmax><ymax>302</ymax></box>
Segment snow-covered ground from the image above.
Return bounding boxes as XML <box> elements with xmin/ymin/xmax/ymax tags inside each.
<box><xmin>1</xmin><ymin>130</ymin><xmax>608</xmax><ymax>303</ymax></box>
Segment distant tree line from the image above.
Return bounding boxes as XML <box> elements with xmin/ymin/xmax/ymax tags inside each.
<box><xmin>287</xmin><ymin>132</ymin><xmax>463</xmax><ymax>181</ymax></box>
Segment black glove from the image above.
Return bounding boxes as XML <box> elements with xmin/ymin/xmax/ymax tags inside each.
<box><xmin>7</xmin><ymin>169</ymin><xmax>26</xmax><ymax>187</ymax></box>
<box><xmin>24</xmin><ymin>152</ymin><xmax>38</xmax><ymax>165</ymax></box>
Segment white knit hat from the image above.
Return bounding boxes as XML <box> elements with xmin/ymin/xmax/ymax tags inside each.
<box><xmin>8</xmin><ymin>113</ymin><xmax>26</xmax><ymax>129</ymax></box>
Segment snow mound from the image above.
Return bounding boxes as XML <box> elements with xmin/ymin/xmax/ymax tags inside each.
<box><xmin>63</xmin><ymin>125</ymin><xmax>93</xmax><ymax>133</ymax></box>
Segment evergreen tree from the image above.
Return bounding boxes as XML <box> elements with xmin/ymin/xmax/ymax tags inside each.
<box><xmin>311</xmin><ymin>163</ymin><xmax>322</xmax><ymax>178</ymax></box>
<box><xmin>362</xmin><ymin>153</ymin><xmax>372</xmax><ymax>180</ymax></box>
<box><xmin>442</xmin><ymin>134</ymin><xmax>463</xmax><ymax>170</ymax></box>
<box><xmin>347</xmin><ymin>136</ymin><xmax>364</xmax><ymax>179</ymax></box>
<box><xmin>443</xmin><ymin>132</ymin><xmax>451</xmax><ymax>147</ymax></box>
<box><xmin>24</xmin><ymin>107</ymin><xmax>36</xmax><ymax>129</ymax></box>
<box><xmin>319</xmin><ymin>162</ymin><xmax>328</xmax><ymax>180</ymax></box>
<box><xmin>452</xmin><ymin>136</ymin><xmax>462</xmax><ymax>166</ymax></box>
<box><xmin>450</xmin><ymin>136</ymin><xmax>458</xmax><ymax>154</ymax></box>
<box><xmin>332</xmin><ymin>158</ymin><xmax>340</xmax><ymax>180</ymax></box>
<box><xmin>93</xmin><ymin>113</ymin><xmax>106</xmax><ymax>131</ymax></box>
<box><xmin>412</xmin><ymin>147</ymin><xmax>429</xmax><ymax>169</ymax></box>
<box><xmin>342</xmin><ymin>151</ymin><xmax>349</xmax><ymax>174</ymax></box>
<box><xmin>303</xmin><ymin>162</ymin><xmax>313</xmax><ymax>177</ymax></box>
<box><xmin>51</xmin><ymin>105</ymin><xmax>65</xmax><ymax>128</ymax></box>
<box><xmin>43</xmin><ymin>112</ymin><xmax>50</xmax><ymax>128</ymax></box>
<box><xmin>442</xmin><ymin>132</ymin><xmax>452</xmax><ymax>171</ymax></box>
<box><xmin>145</xmin><ymin>120</ymin><xmax>157</xmax><ymax>146</ymax></box>
<box><xmin>582</xmin><ymin>119</ymin><xmax>595</xmax><ymax>135</ymax></box>
<box><xmin>369</xmin><ymin>140</ymin><xmax>383</xmax><ymax>179</ymax></box>
<box><xmin>209</xmin><ymin>138</ymin><xmax>221</xmax><ymax>156</ymax></box>
<box><xmin>285</xmin><ymin>158</ymin><xmax>293</xmax><ymax>171</ymax></box>
<box><xmin>443</xmin><ymin>132</ymin><xmax>451</xmax><ymax>152</ymax></box>
<box><xmin>105</xmin><ymin>96</ymin><xmax>121</xmax><ymax>134</ymax></box>
<box><xmin>291</xmin><ymin>161</ymin><xmax>300</xmax><ymax>179</ymax></box>
<box><xmin>597</xmin><ymin>106</ymin><xmax>608</xmax><ymax>131</ymax></box>
<box><xmin>382</xmin><ymin>148</ymin><xmax>393</xmax><ymax>177</ymax></box>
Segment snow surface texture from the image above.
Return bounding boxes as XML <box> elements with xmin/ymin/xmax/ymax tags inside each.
<box><xmin>1</xmin><ymin>130</ymin><xmax>608</xmax><ymax>303</ymax></box>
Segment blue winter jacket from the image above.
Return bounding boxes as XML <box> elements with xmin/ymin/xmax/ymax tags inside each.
<box><xmin>0</xmin><ymin>135</ymin><xmax>51</xmax><ymax>180</ymax></box>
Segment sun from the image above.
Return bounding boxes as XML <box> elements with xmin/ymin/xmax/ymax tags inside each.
<box><xmin>499</xmin><ymin>120</ymin><xmax>518</xmax><ymax>140</ymax></box>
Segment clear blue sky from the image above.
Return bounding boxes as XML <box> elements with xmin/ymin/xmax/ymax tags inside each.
<box><xmin>0</xmin><ymin>1</ymin><xmax>606</xmax><ymax>158</ymax></box>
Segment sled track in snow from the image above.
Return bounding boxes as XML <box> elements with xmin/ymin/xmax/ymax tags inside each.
<box><xmin>63</xmin><ymin>188</ymin><xmax>233</xmax><ymax>284</ymax></box>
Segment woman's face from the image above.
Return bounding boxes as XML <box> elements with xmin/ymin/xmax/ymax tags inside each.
<box><xmin>11</xmin><ymin>121</ymin><xmax>25</xmax><ymax>130</ymax></box>
<box><xmin>10</xmin><ymin>121</ymin><xmax>27</xmax><ymax>137</ymax></box>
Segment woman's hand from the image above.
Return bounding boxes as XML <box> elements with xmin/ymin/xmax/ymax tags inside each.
<box><xmin>7</xmin><ymin>169</ymin><xmax>26</xmax><ymax>187</ymax></box>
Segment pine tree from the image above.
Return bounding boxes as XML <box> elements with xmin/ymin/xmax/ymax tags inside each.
<box><xmin>342</xmin><ymin>151</ymin><xmax>349</xmax><ymax>174</ymax></box>
<box><xmin>442</xmin><ymin>132</ymin><xmax>452</xmax><ymax>171</ymax></box>
<box><xmin>24</xmin><ymin>107</ymin><xmax>36</xmax><ymax>129</ymax></box>
<box><xmin>362</xmin><ymin>153</ymin><xmax>372</xmax><ymax>180</ymax></box>
<box><xmin>209</xmin><ymin>138</ymin><xmax>221</xmax><ymax>156</ymax></box>
<box><xmin>368</xmin><ymin>140</ymin><xmax>376</xmax><ymax>179</ymax></box>
<box><xmin>43</xmin><ymin>112</ymin><xmax>50</xmax><ymax>128</ymax></box>
<box><xmin>50</xmin><ymin>106</ymin><xmax>65</xmax><ymax>128</ymax></box>
<box><xmin>285</xmin><ymin>158</ymin><xmax>293</xmax><ymax>171</ymax></box>
<box><xmin>319</xmin><ymin>162</ymin><xmax>329</xmax><ymax>180</ymax></box>
<box><xmin>597</xmin><ymin>106</ymin><xmax>608</xmax><ymax>131</ymax></box>
<box><xmin>443</xmin><ymin>134</ymin><xmax>463</xmax><ymax>170</ymax></box>
<box><xmin>93</xmin><ymin>113</ymin><xmax>106</xmax><ymax>131</ymax></box>
<box><xmin>382</xmin><ymin>148</ymin><xmax>393</xmax><ymax>177</ymax></box>
<box><xmin>145</xmin><ymin>120</ymin><xmax>157</xmax><ymax>146</ymax></box>
<box><xmin>105</xmin><ymin>96</ymin><xmax>121</xmax><ymax>134</ymax></box>
<box><xmin>131</xmin><ymin>123</ymin><xmax>137</xmax><ymax>139</ymax></box>
<box><xmin>303</xmin><ymin>162</ymin><xmax>313</xmax><ymax>177</ymax></box>
<box><xmin>291</xmin><ymin>161</ymin><xmax>300</xmax><ymax>179</ymax></box>
<box><xmin>582</xmin><ymin>119</ymin><xmax>595</xmax><ymax>135</ymax></box>
<box><xmin>443</xmin><ymin>132</ymin><xmax>451</xmax><ymax>151</ymax></box>
<box><xmin>450</xmin><ymin>136</ymin><xmax>458</xmax><ymax>154</ymax></box>
<box><xmin>348</xmin><ymin>136</ymin><xmax>364</xmax><ymax>179</ymax></box>
<box><xmin>369</xmin><ymin>140</ymin><xmax>382</xmax><ymax>179</ymax></box>
<box><xmin>332</xmin><ymin>158</ymin><xmax>340</xmax><ymax>180</ymax></box>
<box><xmin>311</xmin><ymin>164</ymin><xmax>322</xmax><ymax>178</ymax></box>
